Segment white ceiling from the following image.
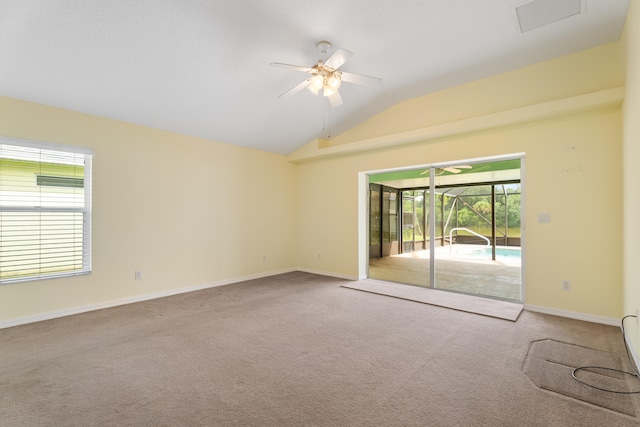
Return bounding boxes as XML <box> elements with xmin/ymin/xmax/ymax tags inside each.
<box><xmin>0</xmin><ymin>0</ymin><xmax>630</xmax><ymax>155</ymax></box>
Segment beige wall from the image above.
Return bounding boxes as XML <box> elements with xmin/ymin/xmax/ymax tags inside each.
<box><xmin>0</xmin><ymin>36</ymin><xmax>629</xmax><ymax>326</ymax></box>
<box><xmin>623</xmin><ymin>2</ymin><xmax>640</xmax><ymax>357</ymax></box>
<box><xmin>294</xmin><ymin>43</ymin><xmax>625</xmax><ymax>321</ymax></box>
<box><xmin>0</xmin><ymin>97</ymin><xmax>297</xmax><ymax>324</ymax></box>
<box><xmin>324</xmin><ymin>42</ymin><xmax>624</xmax><ymax>148</ymax></box>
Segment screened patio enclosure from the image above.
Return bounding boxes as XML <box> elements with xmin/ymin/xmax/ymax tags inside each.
<box><xmin>368</xmin><ymin>158</ymin><xmax>522</xmax><ymax>302</ymax></box>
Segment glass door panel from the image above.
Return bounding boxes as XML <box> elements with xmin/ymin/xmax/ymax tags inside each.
<box><xmin>382</xmin><ymin>188</ymin><xmax>399</xmax><ymax>257</ymax></box>
<box><xmin>369</xmin><ymin>187</ymin><xmax>399</xmax><ymax>282</ymax></box>
<box><xmin>402</xmin><ymin>191</ymin><xmax>415</xmax><ymax>253</ymax></box>
<box><xmin>433</xmin><ymin>162</ymin><xmax>522</xmax><ymax>301</ymax></box>
<box><xmin>369</xmin><ymin>184</ymin><xmax>381</xmax><ymax>259</ymax></box>
<box><xmin>414</xmin><ymin>191</ymin><xmax>426</xmax><ymax>251</ymax></box>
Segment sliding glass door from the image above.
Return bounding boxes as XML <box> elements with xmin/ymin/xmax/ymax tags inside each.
<box><xmin>368</xmin><ymin>158</ymin><xmax>523</xmax><ymax>302</ymax></box>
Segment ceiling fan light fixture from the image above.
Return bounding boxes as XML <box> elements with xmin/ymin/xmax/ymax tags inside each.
<box><xmin>273</xmin><ymin>42</ymin><xmax>382</xmax><ymax>105</ymax></box>
<box><xmin>323</xmin><ymin>84</ymin><xmax>336</xmax><ymax>97</ymax></box>
<box><xmin>326</xmin><ymin>74</ymin><xmax>341</xmax><ymax>90</ymax></box>
<box><xmin>308</xmin><ymin>74</ymin><xmax>324</xmax><ymax>90</ymax></box>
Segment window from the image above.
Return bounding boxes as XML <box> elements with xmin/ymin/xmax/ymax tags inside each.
<box><xmin>36</xmin><ymin>175</ymin><xmax>84</xmax><ymax>189</ymax></box>
<box><xmin>0</xmin><ymin>138</ymin><xmax>93</xmax><ymax>283</ymax></box>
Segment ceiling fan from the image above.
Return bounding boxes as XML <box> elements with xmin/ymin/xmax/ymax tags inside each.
<box><xmin>271</xmin><ymin>41</ymin><xmax>382</xmax><ymax>107</ymax></box>
<box><xmin>419</xmin><ymin>165</ymin><xmax>473</xmax><ymax>176</ymax></box>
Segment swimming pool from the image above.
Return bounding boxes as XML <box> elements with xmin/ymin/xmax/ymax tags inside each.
<box><xmin>467</xmin><ymin>247</ymin><xmax>521</xmax><ymax>259</ymax></box>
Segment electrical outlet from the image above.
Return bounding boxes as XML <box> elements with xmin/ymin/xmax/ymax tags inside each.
<box><xmin>262</xmin><ymin>255</ymin><xmax>266</xmax><ymax>262</ymax></box>
<box><xmin>318</xmin><ymin>253</ymin><xmax>321</xmax><ymax>260</ymax></box>
<box><xmin>561</xmin><ymin>280</ymin><xmax>570</xmax><ymax>291</ymax></box>
<box><xmin>538</xmin><ymin>213</ymin><xmax>551</xmax><ymax>224</ymax></box>
<box><xmin>135</xmin><ymin>271</ymin><xmax>142</xmax><ymax>280</ymax></box>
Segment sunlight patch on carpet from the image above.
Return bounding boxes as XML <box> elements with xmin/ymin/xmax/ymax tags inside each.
<box><xmin>522</xmin><ymin>339</ymin><xmax>639</xmax><ymax>417</ymax></box>
<box><xmin>341</xmin><ymin>279</ymin><xmax>523</xmax><ymax>321</ymax></box>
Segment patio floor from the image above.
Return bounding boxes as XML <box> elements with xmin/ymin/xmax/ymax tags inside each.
<box><xmin>368</xmin><ymin>245</ymin><xmax>522</xmax><ymax>301</ymax></box>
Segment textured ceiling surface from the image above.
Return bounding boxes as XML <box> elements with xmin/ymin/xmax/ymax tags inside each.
<box><xmin>0</xmin><ymin>0</ymin><xmax>630</xmax><ymax>154</ymax></box>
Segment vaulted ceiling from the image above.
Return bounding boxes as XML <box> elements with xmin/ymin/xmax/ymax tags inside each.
<box><xmin>0</xmin><ymin>0</ymin><xmax>630</xmax><ymax>154</ymax></box>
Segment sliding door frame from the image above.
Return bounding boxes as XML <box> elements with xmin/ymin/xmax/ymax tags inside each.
<box><xmin>362</xmin><ymin>153</ymin><xmax>526</xmax><ymax>301</ymax></box>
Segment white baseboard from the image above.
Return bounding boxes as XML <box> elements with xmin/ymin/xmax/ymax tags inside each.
<box><xmin>3</xmin><ymin>272</ymin><xmax>619</xmax><ymax>330</ymax></box>
<box><xmin>524</xmin><ymin>304</ymin><xmax>620</xmax><ymax>326</ymax></box>
<box><xmin>0</xmin><ymin>268</ymin><xmax>296</xmax><ymax>330</ymax></box>
<box><xmin>295</xmin><ymin>268</ymin><xmax>359</xmax><ymax>281</ymax></box>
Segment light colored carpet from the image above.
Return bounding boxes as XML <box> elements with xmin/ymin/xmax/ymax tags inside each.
<box><xmin>1</xmin><ymin>272</ymin><xmax>639</xmax><ymax>426</ymax></box>
<box><xmin>342</xmin><ymin>279</ymin><xmax>523</xmax><ymax>321</ymax></box>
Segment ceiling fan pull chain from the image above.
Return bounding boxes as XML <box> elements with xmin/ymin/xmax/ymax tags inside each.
<box><xmin>328</xmin><ymin>101</ymin><xmax>331</xmax><ymax>139</ymax></box>
<box><xmin>323</xmin><ymin>99</ymin><xmax>331</xmax><ymax>139</ymax></box>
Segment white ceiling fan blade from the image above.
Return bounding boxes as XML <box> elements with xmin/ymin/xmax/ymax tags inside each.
<box><xmin>339</xmin><ymin>71</ymin><xmax>383</xmax><ymax>86</ymax></box>
<box><xmin>278</xmin><ymin>78</ymin><xmax>311</xmax><ymax>99</ymax></box>
<box><xmin>328</xmin><ymin>90</ymin><xmax>343</xmax><ymax>107</ymax></box>
<box><xmin>270</xmin><ymin>62</ymin><xmax>314</xmax><ymax>73</ymax></box>
<box><xmin>443</xmin><ymin>165</ymin><xmax>473</xmax><ymax>173</ymax></box>
<box><xmin>324</xmin><ymin>48</ymin><xmax>353</xmax><ymax>70</ymax></box>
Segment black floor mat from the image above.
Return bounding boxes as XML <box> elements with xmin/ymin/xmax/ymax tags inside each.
<box><xmin>522</xmin><ymin>339</ymin><xmax>639</xmax><ymax>416</ymax></box>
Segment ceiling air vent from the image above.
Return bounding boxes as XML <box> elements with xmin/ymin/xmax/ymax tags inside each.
<box><xmin>515</xmin><ymin>0</ymin><xmax>583</xmax><ymax>33</ymax></box>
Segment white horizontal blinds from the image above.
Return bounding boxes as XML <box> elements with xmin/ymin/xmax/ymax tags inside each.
<box><xmin>0</xmin><ymin>140</ymin><xmax>92</xmax><ymax>283</ymax></box>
